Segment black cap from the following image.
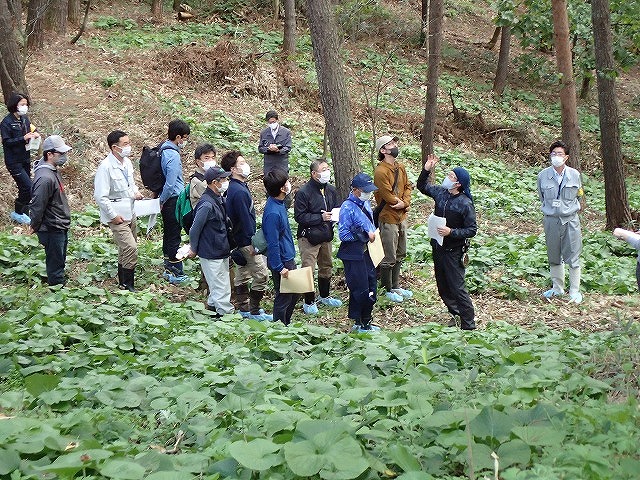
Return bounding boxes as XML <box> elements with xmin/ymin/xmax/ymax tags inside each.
<box><xmin>265</xmin><ymin>110</ymin><xmax>278</xmax><ymax>121</ymax></box>
<box><xmin>205</xmin><ymin>166</ymin><xmax>231</xmax><ymax>183</ymax></box>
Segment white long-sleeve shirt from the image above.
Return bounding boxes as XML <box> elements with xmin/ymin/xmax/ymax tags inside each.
<box><xmin>94</xmin><ymin>152</ymin><xmax>140</xmax><ymax>224</ymax></box>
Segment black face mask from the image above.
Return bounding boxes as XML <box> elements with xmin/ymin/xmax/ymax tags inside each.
<box><xmin>389</xmin><ymin>147</ymin><xmax>399</xmax><ymax>158</ymax></box>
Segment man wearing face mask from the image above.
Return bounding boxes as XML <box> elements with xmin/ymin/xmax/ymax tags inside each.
<box><xmin>187</xmin><ymin>166</ymin><xmax>235</xmax><ymax>317</ymax></box>
<box><xmin>221</xmin><ymin>150</ymin><xmax>273</xmax><ymax>321</ymax></box>
<box><xmin>373</xmin><ymin>135</ymin><xmax>413</xmax><ymax>303</ymax></box>
<box><xmin>537</xmin><ymin>140</ymin><xmax>584</xmax><ymax>304</ymax></box>
<box><xmin>262</xmin><ymin>169</ymin><xmax>300</xmax><ymax>325</ymax></box>
<box><xmin>179</xmin><ymin>143</ymin><xmax>217</xmax><ymax>234</ymax></box>
<box><xmin>337</xmin><ymin>173</ymin><xmax>379</xmax><ymax>333</ymax></box>
<box><xmin>417</xmin><ymin>155</ymin><xmax>477</xmax><ymax>331</ymax></box>
<box><xmin>28</xmin><ymin>135</ymin><xmax>72</xmax><ymax>287</ymax></box>
<box><xmin>294</xmin><ymin>160</ymin><xmax>342</xmax><ymax>315</ymax></box>
<box><xmin>258</xmin><ymin>110</ymin><xmax>292</xmax><ymax>175</ymax></box>
<box><xmin>94</xmin><ymin>130</ymin><xmax>144</xmax><ymax>291</ymax></box>
<box><xmin>159</xmin><ymin>119</ymin><xmax>190</xmax><ymax>284</ymax></box>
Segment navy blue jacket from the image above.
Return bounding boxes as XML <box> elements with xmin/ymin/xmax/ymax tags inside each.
<box><xmin>262</xmin><ymin>196</ymin><xmax>295</xmax><ymax>272</ymax></box>
<box><xmin>416</xmin><ymin>168</ymin><xmax>477</xmax><ymax>249</ymax></box>
<box><xmin>226</xmin><ymin>177</ymin><xmax>256</xmax><ymax>248</ymax></box>
<box><xmin>1</xmin><ymin>113</ymin><xmax>31</xmax><ymax>167</ymax></box>
<box><xmin>293</xmin><ymin>178</ymin><xmax>340</xmax><ymax>240</ymax></box>
<box><xmin>189</xmin><ymin>188</ymin><xmax>230</xmax><ymax>260</ymax></box>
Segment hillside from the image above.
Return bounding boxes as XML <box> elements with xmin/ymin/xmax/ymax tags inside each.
<box><xmin>1</xmin><ymin>0</ymin><xmax>640</xmax><ymax>333</ymax></box>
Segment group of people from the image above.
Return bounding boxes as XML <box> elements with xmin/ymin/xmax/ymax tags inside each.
<box><xmin>2</xmin><ymin>93</ymin><xmax>594</xmax><ymax>330</ymax></box>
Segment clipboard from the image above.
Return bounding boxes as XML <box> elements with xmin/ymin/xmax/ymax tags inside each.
<box><xmin>280</xmin><ymin>266</ymin><xmax>314</xmax><ymax>293</ymax></box>
<box><xmin>368</xmin><ymin>228</ymin><xmax>385</xmax><ymax>267</ymax></box>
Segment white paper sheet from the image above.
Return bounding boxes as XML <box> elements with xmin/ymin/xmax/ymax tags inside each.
<box><xmin>330</xmin><ymin>207</ymin><xmax>341</xmax><ymax>222</ymax></box>
<box><xmin>111</xmin><ymin>199</ymin><xmax>133</xmax><ymax>221</ymax></box>
<box><xmin>134</xmin><ymin>198</ymin><xmax>161</xmax><ymax>217</ymax></box>
<box><xmin>428</xmin><ymin>214</ymin><xmax>447</xmax><ymax>246</ymax></box>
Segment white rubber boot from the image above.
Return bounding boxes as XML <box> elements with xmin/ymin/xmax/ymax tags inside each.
<box><xmin>568</xmin><ymin>266</ymin><xmax>583</xmax><ymax>304</ymax></box>
<box><xmin>543</xmin><ymin>264</ymin><xmax>565</xmax><ymax>298</ymax></box>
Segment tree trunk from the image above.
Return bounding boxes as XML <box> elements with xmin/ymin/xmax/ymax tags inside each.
<box><xmin>45</xmin><ymin>0</ymin><xmax>68</xmax><ymax>34</ymax></box>
<box><xmin>282</xmin><ymin>0</ymin><xmax>296</xmax><ymax>55</ymax></box>
<box><xmin>579</xmin><ymin>69</ymin><xmax>592</xmax><ymax>100</ymax></box>
<box><xmin>485</xmin><ymin>26</ymin><xmax>501</xmax><ymax>50</ymax></box>
<box><xmin>0</xmin><ymin>0</ymin><xmax>28</xmax><ymax>101</ymax></box>
<box><xmin>173</xmin><ymin>0</ymin><xmax>181</xmax><ymax>12</ymax></box>
<box><xmin>26</xmin><ymin>0</ymin><xmax>48</xmax><ymax>51</ymax></box>
<box><xmin>68</xmin><ymin>0</ymin><xmax>80</xmax><ymax>24</ymax></box>
<box><xmin>306</xmin><ymin>0</ymin><xmax>359</xmax><ymax>200</ymax></box>
<box><xmin>151</xmin><ymin>0</ymin><xmax>163</xmax><ymax>22</ymax></box>
<box><xmin>420</xmin><ymin>0</ymin><xmax>428</xmax><ymax>46</ymax></box>
<box><xmin>274</xmin><ymin>0</ymin><xmax>280</xmax><ymax>22</ymax></box>
<box><xmin>71</xmin><ymin>0</ymin><xmax>91</xmax><ymax>44</ymax></box>
<box><xmin>551</xmin><ymin>0</ymin><xmax>581</xmax><ymax>169</ymax></box>
<box><xmin>591</xmin><ymin>0</ymin><xmax>631</xmax><ymax>228</ymax></box>
<box><xmin>421</xmin><ymin>0</ymin><xmax>443</xmax><ymax>159</ymax></box>
<box><xmin>492</xmin><ymin>25</ymin><xmax>511</xmax><ymax>95</ymax></box>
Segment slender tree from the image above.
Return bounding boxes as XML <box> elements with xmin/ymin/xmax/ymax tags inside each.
<box><xmin>551</xmin><ymin>0</ymin><xmax>581</xmax><ymax>169</ymax></box>
<box><xmin>0</xmin><ymin>0</ymin><xmax>28</xmax><ymax>101</ymax></box>
<box><xmin>305</xmin><ymin>0</ymin><xmax>359</xmax><ymax>200</ymax></box>
<box><xmin>493</xmin><ymin>25</ymin><xmax>511</xmax><ymax>95</ymax></box>
<box><xmin>591</xmin><ymin>0</ymin><xmax>631</xmax><ymax>228</ymax></box>
<box><xmin>151</xmin><ymin>0</ymin><xmax>162</xmax><ymax>22</ymax></box>
<box><xmin>421</xmin><ymin>0</ymin><xmax>443</xmax><ymax>159</ymax></box>
<box><xmin>282</xmin><ymin>0</ymin><xmax>296</xmax><ymax>55</ymax></box>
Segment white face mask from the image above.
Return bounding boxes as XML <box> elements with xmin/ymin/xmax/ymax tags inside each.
<box><xmin>318</xmin><ymin>170</ymin><xmax>331</xmax><ymax>184</ymax></box>
<box><xmin>550</xmin><ymin>154</ymin><xmax>565</xmax><ymax>168</ymax></box>
<box><xmin>119</xmin><ymin>145</ymin><xmax>132</xmax><ymax>158</ymax></box>
<box><xmin>360</xmin><ymin>191</ymin><xmax>373</xmax><ymax>201</ymax></box>
<box><xmin>179</xmin><ymin>140</ymin><xmax>187</xmax><ymax>149</ymax></box>
<box><xmin>269</xmin><ymin>122</ymin><xmax>279</xmax><ymax>131</ymax></box>
<box><xmin>239</xmin><ymin>163</ymin><xmax>251</xmax><ymax>177</ymax></box>
<box><xmin>442</xmin><ymin>177</ymin><xmax>457</xmax><ymax>190</ymax></box>
<box><xmin>17</xmin><ymin>105</ymin><xmax>28</xmax><ymax>116</ymax></box>
<box><xmin>203</xmin><ymin>160</ymin><xmax>216</xmax><ymax>170</ymax></box>
<box><xmin>218</xmin><ymin>180</ymin><xmax>229</xmax><ymax>194</ymax></box>
<box><xmin>284</xmin><ymin>182</ymin><xmax>292</xmax><ymax>195</ymax></box>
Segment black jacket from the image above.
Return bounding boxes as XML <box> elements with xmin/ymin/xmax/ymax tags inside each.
<box><xmin>30</xmin><ymin>161</ymin><xmax>71</xmax><ymax>232</ymax></box>
<box><xmin>1</xmin><ymin>112</ymin><xmax>31</xmax><ymax>167</ymax></box>
<box><xmin>416</xmin><ymin>168</ymin><xmax>477</xmax><ymax>249</ymax></box>
<box><xmin>189</xmin><ymin>188</ymin><xmax>230</xmax><ymax>260</ymax></box>
<box><xmin>294</xmin><ymin>178</ymin><xmax>340</xmax><ymax>241</ymax></box>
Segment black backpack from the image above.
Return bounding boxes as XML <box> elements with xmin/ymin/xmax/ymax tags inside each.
<box><xmin>140</xmin><ymin>143</ymin><xmax>172</xmax><ymax>194</ymax></box>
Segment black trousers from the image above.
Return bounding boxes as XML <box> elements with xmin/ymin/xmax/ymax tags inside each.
<box><xmin>161</xmin><ymin>196</ymin><xmax>182</xmax><ymax>268</ymax></box>
<box><xmin>37</xmin><ymin>230</ymin><xmax>68</xmax><ymax>286</ymax></box>
<box><xmin>271</xmin><ymin>259</ymin><xmax>300</xmax><ymax>325</ymax></box>
<box><xmin>343</xmin><ymin>252</ymin><xmax>377</xmax><ymax>326</ymax></box>
<box><xmin>432</xmin><ymin>245</ymin><xmax>475</xmax><ymax>330</ymax></box>
<box><xmin>636</xmin><ymin>261</ymin><xmax>640</xmax><ymax>292</ymax></box>
<box><xmin>6</xmin><ymin>160</ymin><xmax>32</xmax><ymax>215</ymax></box>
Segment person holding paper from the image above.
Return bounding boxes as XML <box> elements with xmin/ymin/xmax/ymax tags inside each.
<box><xmin>1</xmin><ymin>92</ymin><xmax>40</xmax><ymax>225</ymax></box>
<box><xmin>613</xmin><ymin>228</ymin><xmax>640</xmax><ymax>291</ymax></box>
<box><xmin>294</xmin><ymin>160</ymin><xmax>343</xmax><ymax>315</ymax></box>
<box><xmin>94</xmin><ymin>130</ymin><xmax>144</xmax><ymax>291</ymax></box>
<box><xmin>417</xmin><ymin>156</ymin><xmax>477</xmax><ymax>330</ymax></box>
<box><xmin>337</xmin><ymin>173</ymin><xmax>380</xmax><ymax>333</ymax></box>
<box><xmin>258</xmin><ymin>110</ymin><xmax>292</xmax><ymax>175</ymax></box>
<box><xmin>187</xmin><ymin>166</ymin><xmax>235</xmax><ymax>317</ymax></box>
<box><xmin>537</xmin><ymin>141</ymin><xmax>584</xmax><ymax>304</ymax></box>
<box><xmin>373</xmin><ymin>135</ymin><xmax>413</xmax><ymax>303</ymax></box>
<box><xmin>28</xmin><ymin>135</ymin><xmax>72</xmax><ymax>286</ymax></box>
<box><xmin>262</xmin><ymin>169</ymin><xmax>300</xmax><ymax>325</ymax></box>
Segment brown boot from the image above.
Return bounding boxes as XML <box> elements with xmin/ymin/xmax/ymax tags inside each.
<box><xmin>235</xmin><ymin>284</ymin><xmax>250</xmax><ymax>313</ymax></box>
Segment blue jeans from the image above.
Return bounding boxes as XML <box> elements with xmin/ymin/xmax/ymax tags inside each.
<box><xmin>37</xmin><ymin>230</ymin><xmax>68</xmax><ymax>286</ymax></box>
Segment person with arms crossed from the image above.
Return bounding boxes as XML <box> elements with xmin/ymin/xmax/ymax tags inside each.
<box><xmin>417</xmin><ymin>155</ymin><xmax>477</xmax><ymax>331</ymax></box>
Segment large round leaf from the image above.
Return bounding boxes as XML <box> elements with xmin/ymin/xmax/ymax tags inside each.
<box><xmin>99</xmin><ymin>459</ymin><xmax>146</xmax><ymax>479</ymax></box>
<box><xmin>229</xmin><ymin>438</ymin><xmax>282</xmax><ymax>471</ymax></box>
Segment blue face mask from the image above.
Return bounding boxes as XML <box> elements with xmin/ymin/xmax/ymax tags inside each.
<box><xmin>442</xmin><ymin>177</ymin><xmax>457</xmax><ymax>190</ymax></box>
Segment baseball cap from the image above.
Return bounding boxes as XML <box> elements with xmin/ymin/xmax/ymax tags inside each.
<box><xmin>42</xmin><ymin>135</ymin><xmax>72</xmax><ymax>153</ymax></box>
<box><xmin>265</xmin><ymin>110</ymin><xmax>278</xmax><ymax>121</ymax></box>
<box><xmin>375</xmin><ymin>135</ymin><xmax>399</xmax><ymax>153</ymax></box>
<box><xmin>351</xmin><ymin>173</ymin><xmax>378</xmax><ymax>193</ymax></box>
<box><xmin>204</xmin><ymin>166</ymin><xmax>231</xmax><ymax>183</ymax></box>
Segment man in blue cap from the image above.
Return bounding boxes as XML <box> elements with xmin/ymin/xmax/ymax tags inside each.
<box><xmin>416</xmin><ymin>155</ymin><xmax>477</xmax><ymax>330</ymax></box>
<box><xmin>337</xmin><ymin>173</ymin><xmax>380</xmax><ymax>333</ymax></box>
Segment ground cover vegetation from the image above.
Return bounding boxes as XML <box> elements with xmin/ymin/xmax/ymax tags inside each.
<box><xmin>2</xmin><ymin>0</ymin><xmax>640</xmax><ymax>477</ymax></box>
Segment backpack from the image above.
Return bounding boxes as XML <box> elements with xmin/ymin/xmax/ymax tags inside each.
<box><xmin>139</xmin><ymin>143</ymin><xmax>171</xmax><ymax>194</ymax></box>
<box><xmin>251</xmin><ymin>227</ymin><xmax>268</xmax><ymax>254</ymax></box>
<box><xmin>175</xmin><ymin>172</ymin><xmax>205</xmax><ymax>233</ymax></box>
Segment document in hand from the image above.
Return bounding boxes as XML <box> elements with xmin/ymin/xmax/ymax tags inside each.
<box><xmin>428</xmin><ymin>213</ymin><xmax>447</xmax><ymax>246</ymax></box>
<box><xmin>280</xmin><ymin>266</ymin><xmax>315</xmax><ymax>293</ymax></box>
<box><xmin>330</xmin><ymin>207</ymin><xmax>341</xmax><ymax>222</ymax></box>
<box><xmin>134</xmin><ymin>198</ymin><xmax>161</xmax><ymax>217</ymax></box>
<box><xmin>368</xmin><ymin>228</ymin><xmax>385</xmax><ymax>267</ymax></box>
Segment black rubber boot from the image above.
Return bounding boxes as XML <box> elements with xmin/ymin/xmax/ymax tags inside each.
<box><xmin>117</xmin><ymin>264</ymin><xmax>123</xmax><ymax>287</ymax></box>
<box><xmin>391</xmin><ymin>262</ymin><xmax>402</xmax><ymax>289</ymax></box>
<box><xmin>380</xmin><ymin>267</ymin><xmax>392</xmax><ymax>292</ymax></box>
<box><xmin>235</xmin><ymin>284</ymin><xmax>250</xmax><ymax>312</ymax></box>
<box><xmin>318</xmin><ymin>276</ymin><xmax>331</xmax><ymax>298</ymax></box>
<box><xmin>249</xmin><ymin>289</ymin><xmax>265</xmax><ymax>315</ymax></box>
<box><xmin>121</xmin><ymin>267</ymin><xmax>136</xmax><ymax>292</ymax></box>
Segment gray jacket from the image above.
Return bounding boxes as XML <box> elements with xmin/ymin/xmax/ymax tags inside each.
<box><xmin>258</xmin><ymin>125</ymin><xmax>292</xmax><ymax>174</ymax></box>
<box><xmin>537</xmin><ymin>165</ymin><xmax>581</xmax><ymax>218</ymax></box>
<box><xmin>30</xmin><ymin>160</ymin><xmax>71</xmax><ymax>232</ymax></box>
